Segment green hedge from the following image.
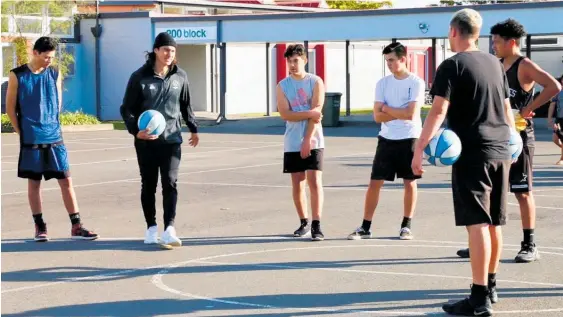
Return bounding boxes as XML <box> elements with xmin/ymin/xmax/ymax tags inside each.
<box><xmin>1</xmin><ymin>111</ymin><xmax>100</xmax><ymax>133</ymax></box>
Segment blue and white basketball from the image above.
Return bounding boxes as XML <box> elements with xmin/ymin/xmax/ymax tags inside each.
<box><xmin>509</xmin><ymin>129</ymin><xmax>523</xmax><ymax>161</ymax></box>
<box><xmin>138</xmin><ymin>110</ymin><xmax>166</xmax><ymax>136</ymax></box>
<box><xmin>423</xmin><ymin>128</ymin><xmax>462</xmax><ymax>166</ymax></box>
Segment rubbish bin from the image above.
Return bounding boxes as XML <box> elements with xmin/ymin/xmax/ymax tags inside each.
<box><xmin>321</xmin><ymin>92</ymin><xmax>342</xmax><ymax>127</ymax></box>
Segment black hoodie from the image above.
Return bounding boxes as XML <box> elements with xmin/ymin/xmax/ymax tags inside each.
<box><xmin>120</xmin><ymin>61</ymin><xmax>198</xmax><ymax>144</ymax></box>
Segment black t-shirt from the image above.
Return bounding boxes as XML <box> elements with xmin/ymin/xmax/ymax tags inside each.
<box><xmin>430</xmin><ymin>51</ymin><xmax>511</xmax><ymax>161</ymax></box>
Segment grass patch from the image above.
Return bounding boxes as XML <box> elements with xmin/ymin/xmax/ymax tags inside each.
<box><xmin>1</xmin><ymin>111</ymin><xmax>101</xmax><ymax>133</ymax></box>
<box><xmin>235</xmin><ymin>105</ymin><xmax>432</xmax><ymax>118</ymax></box>
<box><xmin>1</xmin><ymin>114</ymin><xmax>13</xmax><ymax>133</ymax></box>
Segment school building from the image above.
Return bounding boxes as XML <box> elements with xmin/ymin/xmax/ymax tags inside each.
<box><xmin>2</xmin><ymin>1</ymin><xmax>562</xmax><ymax>120</ymax></box>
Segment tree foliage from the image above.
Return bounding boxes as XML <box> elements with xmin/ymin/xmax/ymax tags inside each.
<box><xmin>327</xmin><ymin>0</ymin><xmax>393</xmax><ymax>10</ymax></box>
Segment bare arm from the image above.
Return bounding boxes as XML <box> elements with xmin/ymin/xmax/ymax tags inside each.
<box><xmin>384</xmin><ymin>79</ymin><xmax>424</xmax><ymax>121</ymax></box>
<box><xmin>57</xmin><ymin>70</ymin><xmax>63</xmax><ymax>112</ymax></box>
<box><xmin>303</xmin><ymin>78</ymin><xmax>325</xmax><ymax>141</ymax></box>
<box><xmin>382</xmin><ymin>101</ymin><xmax>419</xmax><ymax>120</ymax></box>
<box><xmin>504</xmin><ymin>98</ymin><xmax>517</xmax><ymax>131</ymax></box>
<box><xmin>6</xmin><ymin>72</ymin><xmax>20</xmax><ymax>135</ymax></box>
<box><xmin>547</xmin><ymin>101</ymin><xmax>556</xmax><ymax>124</ymax></box>
<box><xmin>521</xmin><ymin>59</ymin><xmax>562</xmax><ymax>114</ymax></box>
<box><xmin>373</xmin><ymin>102</ymin><xmax>396</xmax><ymax>123</ymax></box>
<box><xmin>276</xmin><ymin>84</ymin><xmax>316</xmax><ymax>122</ymax></box>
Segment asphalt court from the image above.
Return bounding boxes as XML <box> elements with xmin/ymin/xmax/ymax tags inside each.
<box><xmin>2</xmin><ymin>124</ymin><xmax>563</xmax><ymax>316</ymax></box>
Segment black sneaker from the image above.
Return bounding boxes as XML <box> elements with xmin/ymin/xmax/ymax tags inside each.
<box><xmin>457</xmin><ymin>248</ymin><xmax>470</xmax><ymax>258</ymax></box>
<box><xmin>311</xmin><ymin>227</ymin><xmax>324</xmax><ymax>241</ymax></box>
<box><xmin>71</xmin><ymin>224</ymin><xmax>99</xmax><ymax>240</ymax></box>
<box><xmin>34</xmin><ymin>224</ymin><xmax>49</xmax><ymax>242</ymax></box>
<box><xmin>489</xmin><ymin>285</ymin><xmax>498</xmax><ymax>304</ymax></box>
<box><xmin>442</xmin><ymin>297</ymin><xmax>493</xmax><ymax>316</ymax></box>
<box><xmin>514</xmin><ymin>241</ymin><xmax>540</xmax><ymax>263</ymax></box>
<box><xmin>347</xmin><ymin>227</ymin><xmax>371</xmax><ymax>240</ymax></box>
<box><xmin>293</xmin><ymin>223</ymin><xmax>310</xmax><ymax>237</ymax></box>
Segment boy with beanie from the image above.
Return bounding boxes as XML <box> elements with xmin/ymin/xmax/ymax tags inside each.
<box><xmin>120</xmin><ymin>32</ymin><xmax>199</xmax><ymax>248</ymax></box>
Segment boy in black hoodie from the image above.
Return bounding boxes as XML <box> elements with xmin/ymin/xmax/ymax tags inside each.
<box><xmin>120</xmin><ymin>32</ymin><xmax>199</xmax><ymax>248</ymax></box>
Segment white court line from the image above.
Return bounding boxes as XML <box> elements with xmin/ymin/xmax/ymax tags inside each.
<box><xmin>151</xmin><ymin>244</ymin><xmax>563</xmax><ymax>316</ymax></box>
<box><xmin>1</xmin><ymin>146</ymin><xmax>132</xmax><ymax>159</ymax></box>
<box><xmin>1</xmin><ymin>144</ymin><xmax>282</xmax><ymax>172</ymax></box>
<box><xmin>194</xmin><ymin>258</ymin><xmax>563</xmax><ymax>287</ymax></box>
<box><xmin>2</xmin><ymin>158</ymin><xmax>138</xmax><ymax>173</ymax></box>
<box><xmin>1</xmin><ymin>138</ymin><xmax>283</xmax><ymax>146</ymax></box>
<box><xmin>1</xmin><ymin>163</ymin><xmax>280</xmax><ymax>196</ymax></box>
<box><xmin>534</xmin><ymin>188</ymin><xmax>563</xmax><ymax>192</ymax></box>
<box><xmin>1</xmin><ymin>151</ymin><xmax>372</xmax><ymax>196</ymax></box>
<box><xmin>175</xmin><ymin>181</ymin><xmax>563</xmax><ymax>210</ymax></box>
<box><xmin>4</xmin><ymin>242</ymin><xmax>562</xmax><ymax>300</ymax></box>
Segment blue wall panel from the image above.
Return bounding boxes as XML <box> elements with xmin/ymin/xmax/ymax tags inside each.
<box><xmin>61</xmin><ymin>44</ymin><xmax>96</xmax><ymax>115</ymax></box>
<box><xmin>221</xmin><ymin>7</ymin><xmax>563</xmax><ymax>43</ymax></box>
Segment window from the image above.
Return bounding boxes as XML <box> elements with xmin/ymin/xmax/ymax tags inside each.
<box><xmin>163</xmin><ymin>4</ymin><xmax>184</xmax><ymax>14</ymax></box>
<box><xmin>530</xmin><ymin>38</ymin><xmax>558</xmax><ymax>46</ymax></box>
<box><xmin>49</xmin><ymin>18</ymin><xmax>73</xmax><ymax>36</ymax></box>
<box><xmin>14</xmin><ymin>16</ymin><xmax>43</xmax><ymax>34</ymax></box>
<box><xmin>57</xmin><ymin>44</ymin><xmax>75</xmax><ymax>77</ymax></box>
<box><xmin>1</xmin><ymin>43</ymin><xmax>75</xmax><ymax>79</ymax></box>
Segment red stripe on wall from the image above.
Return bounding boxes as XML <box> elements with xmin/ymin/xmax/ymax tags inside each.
<box><xmin>276</xmin><ymin>43</ymin><xmax>287</xmax><ymax>84</ymax></box>
<box><xmin>314</xmin><ymin>44</ymin><xmax>326</xmax><ymax>85</ymax></box>
<box><xmin>427</xmin><ymin>47</ymin><xmax>434</xmax><ymax>86</ymax></box>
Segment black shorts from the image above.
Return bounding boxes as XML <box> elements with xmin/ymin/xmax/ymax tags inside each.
<box><xmin>509</xmin><ymin>130</ymin><xmax>534</xmax><ymax>193</ymax></box>
<box><xmin>554</xmin><ymin>118</ymin><xmax>563</xmax><ymax>142</ymax></box>
<box><xmin>283</xmin><ymin>149</ymin><xmax>323</xmax><ymax>173</ymax></box>
<box><xmin>370</xmin><ymin>136</ymin><xmax>421</xmax><ymax>181</ymax></box>
<box><xmin>452</xmin><ymin>159</ymin><xmax>511</xmax><ymax>226</ymax></box>
<box><xmin>17</xmin><ymin>143</ymin><xmax>70</xmax><ymax>181</ymax></box>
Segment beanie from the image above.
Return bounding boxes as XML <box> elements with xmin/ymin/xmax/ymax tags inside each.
<box><xmin>153</xmin><ymin>32</ymin><xmax>177</xmax><ymax>49</ymax></box>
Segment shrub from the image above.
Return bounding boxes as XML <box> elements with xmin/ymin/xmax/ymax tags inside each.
<box><xmin>1</xmin><ymin>111</ymin><xmax>100</xmax><ymax>133</ymax></box>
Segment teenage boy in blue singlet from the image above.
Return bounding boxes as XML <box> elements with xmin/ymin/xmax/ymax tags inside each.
<box><xmin>276</xmin><ymin>44</ymin><xmax>325</xmax><ymax>241</ymax></box>
<box><xmin>5</xmin><ymin>37</ymin><xmax>98</xmax><ymax>242</ymax></box>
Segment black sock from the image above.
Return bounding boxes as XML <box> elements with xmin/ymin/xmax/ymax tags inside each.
<box><xmin>33</xmin><ymin>213</ymin><xmax>46</xmax><ymax>227</ymax></box>
<box><xmin>401</xmin><ymin>217</ymin><xmax>412</xmax><ymax>229</ymax></box>
<box><xmin>488</xmin><ymin>273</ymin><xmax>497</xmax><ymax>288</ymax></box>
<box><xmin>470</xmin><ymin>284</ymin><xmax>489</xmax><ymax>303</ymax></box>
<box><xmin>361</xmin><ymin>219</ymin><xmax>372</xmax><ymax>231</ymax></box>
<box><xmin>311</xmin><ymin>220</ymin><xmax>320</xmax><ymax>230</ymax></box>
<box><xmin>300</xmin><ymin>218</ymin><xmax>309</xmax><ymax>226</ymax></box>
<box><xmin>69</xmin><ymin>213</ymin><xmax>81</xmax><ymax>226</ymax></box>
<box><xmin>523</xmin><ymin>229</ymin><xmax>534</xmax><ymax>244</ymax></box>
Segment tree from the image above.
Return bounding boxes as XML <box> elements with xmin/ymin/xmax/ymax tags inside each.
<box><xmin>1</xmin><ymin>0</ymin><xmax>86</xmax><ymax>80</ymax></box>
<box><xmin>327</xmin><ymin>0</ymin><xmax>393</xmax><ymax>10</ymax></box>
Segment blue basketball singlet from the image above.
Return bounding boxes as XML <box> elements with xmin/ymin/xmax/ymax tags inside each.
<box><xmin>13</xmin><ymin>64</ymin><xmax>70</xmax><ymax>181</ymax></box>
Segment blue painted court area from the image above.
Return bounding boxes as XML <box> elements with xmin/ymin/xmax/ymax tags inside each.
<box><xmin>2</xmin><ymin>122</ymin><xmax>563</xmax><ymax>316</ymax></box>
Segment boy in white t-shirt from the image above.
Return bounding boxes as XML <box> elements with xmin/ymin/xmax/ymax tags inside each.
<box><xmin>348</xmin><ymin>42</ymin><xmax>426</xmax><ymax>241</ymax></box>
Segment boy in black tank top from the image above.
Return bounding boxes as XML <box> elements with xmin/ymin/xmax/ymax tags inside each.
<box><xmin>456</xmin><ymin>19</ymin><xmax>561</xmax><ymax>264</ymax></box>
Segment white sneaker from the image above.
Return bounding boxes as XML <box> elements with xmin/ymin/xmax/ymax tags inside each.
<box><xmin>399</xmin><ymin>227</ymin><xmax>413</xmax><ymax>240</ymax></box>
<box><xmin>144</xmin><ymin>226</ymin><xmax>159</xmax><ymax>244</ymax></box>
<box><xmin>161</xmin><ymin>226</ymin><xmax>182</xmax><ymax>247</ymax></box>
